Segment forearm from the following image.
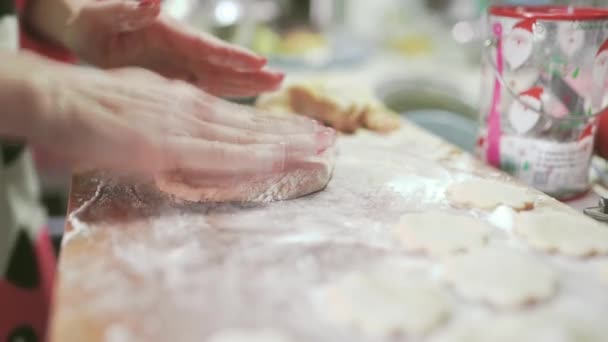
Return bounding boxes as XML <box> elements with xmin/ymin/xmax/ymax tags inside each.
<box><xmin>0</xmin><ymin>51</ymin><xmax>48</xmax><ymax>140</ymax></box>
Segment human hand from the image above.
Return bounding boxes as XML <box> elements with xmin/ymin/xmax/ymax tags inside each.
<box><xmin>20</xmin><ymin>53</ymin><xmax>334</xmax><ymax>175</ymax></box>
<box><xmin>29</xmin><ymin>0</ymin><xmax>283</xmax><ymax>98</ymax></box>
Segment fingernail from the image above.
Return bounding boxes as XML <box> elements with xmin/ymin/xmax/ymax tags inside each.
<box><xmin>316</xmin><ymin>127</ymin><xmax>336</xmax><ymax>155</ymax></box>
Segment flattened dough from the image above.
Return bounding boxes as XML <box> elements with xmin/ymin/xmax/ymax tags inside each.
<box><xmin>315</xmin><ymin>269</ymin><xmax>450</xmax><ymax>338</ymax></box>
<box><xmin>515</xmin><ymin>209</ymin><xmax>608</xmax><ymax>257</ymax></box>
<box><xmin>441</xmin><ymin>247</ymin><xmax>557</xmax><ymax>308</ymax></box>
<box><xmin>394</xmin><ymin>212</ymin><xmax>491</xmax><ymax>256</ymax></box>
<box><xmin>155</xmin><ymin>150</ymin><xmax>334</xmax><ymax>203</ymax></box>
<box><xmin>446</xmin><ymin>179</ymin><xmax>537</xmax><ymax>210</ymax></box>
<box><xmin>434</xmin><ymin>309</ymin><xmax>608</xmax><ymax>342</ymax></box>
<box><xmin>207</xmin><ymin>329</ymin><xmax>294</xmax><ymax>342</ymax></box>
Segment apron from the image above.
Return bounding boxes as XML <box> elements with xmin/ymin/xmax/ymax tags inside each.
<box><xmin>0</xmin><ymin>1</ymin><xmax>56</xmax><ymax>340</ymax></box>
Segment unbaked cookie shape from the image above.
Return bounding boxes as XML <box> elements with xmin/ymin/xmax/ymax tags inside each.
<box><xmin>433</xmin><ymin>308</ymin><xmax>608</xmax><ymax>342</ymax></box>
<box><xmin>394</xmin><ymin>212</ymin><xmax>491</xmax><ymax>256</ymax></box>
<box><xmin>207</xmin><ymin>329</ymin><xmax>294</xmax><ymax>342</ymax></box>
<box><xmin>445</xmin><ymin>179</ymin><xmax>537</xmax><ymax>211</ymax></box>
<box><xmin>514</xmin><ymin>209</ymin><xmax>608</xmax><ymax>257</ymax></box>
<box><xmin>313</xmin><ymin>268</ymin><xmax>451</xmax><ymax>338</ymax></box>
<box><xmin>440</xmin><ymin>246</ymin><xmax>558</xmax><ymax>308</ymax></box>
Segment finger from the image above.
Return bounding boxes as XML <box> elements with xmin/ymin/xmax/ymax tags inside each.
<box><xmin>192</xmin><ymin>61</ymin><xmax>284</xmax><ymax>87</ymax></box>
<box><xmin>191</xmin><ymin>120</ymin><xmax>335</xmax><ymax>158</ymax></box>
<box><xmin>160</xmin><ymin>87</ymin><xmax>322</xmax><ymax>134</ymax></box>
<box><xmin>84</xmin><ymin>89</ymin><xmax>333</xmax><ymax>165</ymax></box>
<box><xmin>200</xmin><ymin>84</ymin><xmax>269</xmax><ymax>98</ymax></box>
<box><xmin>195</xmin><ymin>68</ymin><xmax>284</xmax><ymax>97</ymax></box>
<box><xmin>164</xmin><ymin>137</ymin><xmax>288</xmax><ymax>174</ymax></box>
<box><xmin>159</xmin><ymin>18</ymin><xmax>267</xmax><ymax>71</ymax></box>
<box><xmin>93</xmin><ymin>78</ymin><xmax>322</xmax><ymax>136</ymax></box>
<box><xmin>81</xmin><ymin>0</ymin><xmax>161</xmax><ymax>32</ymax></box>
<box><xmin>203</xmin><ymin>101</ymin><xmax>322</xmax><ymax>135</ymax></box>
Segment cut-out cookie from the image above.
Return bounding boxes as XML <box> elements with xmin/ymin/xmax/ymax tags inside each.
<box><xmin>440</xmin><ymin>247</ymin><xmax>557</xmax><ymax>308</ymax></box>
<box><xmin>445</xmin><ymin>179</ymin><xmax>537</xmax><ymax>211</ymax></box>
<box><xmin>394</xmin><ymin>212</ymin><xmax>491</xmax><ymax>256</ymax></box>
<box><xmin>514</xmin><ymin>209</ymin><xmax>608</xmax><ymax>257</ymax></box>
<box><xmin>207</xmin><ymin>329</ymin><xmax>294</xmax><ymax>342</ymax></box>
<box><xmin>433</xmin><ymin>309</ymin><xmax>608</xmax><ymax>342</ymax></box>
<box><xmin>315</xmin><ymin>270</ymin><xmax>450</xmax><ymax>338</ymax></box>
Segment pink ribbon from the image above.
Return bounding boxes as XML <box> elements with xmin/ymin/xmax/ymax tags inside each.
<box><xmin>487</xmin><ymin>22</ymin><xmax>503</xmax><ymax>167</ymax></box>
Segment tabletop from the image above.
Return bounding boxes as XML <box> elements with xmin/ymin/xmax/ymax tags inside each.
<box><xmin>49</xmin><ymin>121</ymin><xmax>608</xmax><ymax>342</ymax></box>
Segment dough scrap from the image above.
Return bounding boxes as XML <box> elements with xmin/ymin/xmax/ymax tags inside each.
<box><xmin>256</xmin><ymin>80</ymin><xmax>401</xmax><ymax>134</ymax></box>
<box><xmin>514</xmin><ymin>209</ymin><xmax>608</xmax><ymax>257</ymax></box>
<box><xmin>394</xmin><ymin>212</ymin><xmax>491</xmax><ymax>256</ymax></box>
<box><xmin>445</xmin><ymin>179</ymin><xmax>537</xmax><ymax>211</ymax></box>
<box><xmin>440</xmin><ymin>247</ymin><xmax>557</xmax><ymax>308</ymax></box>
<box><xmin>155</xmin><ymin>150</ymin><xmax>334</xmax><ymax>203</ymax></box>
<box><xmin>434</xmin><ymin>309</ymin><xmax>608</xmax><ymax>342</ymax></box>
<box><xmin>315</xmin><ymin>269</ymin><xmax>450</xmax><ymax>338</ymax></box>
<box><xmin>207</xmin><ymin>329</ymin><xmax>294</xmax><ymax>342</ymax></box>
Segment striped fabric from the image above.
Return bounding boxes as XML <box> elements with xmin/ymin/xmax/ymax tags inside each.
<box><xmin>0</xmin><ymin>1</ymin><xmax>56</xmax><ymax>341</ymax></box>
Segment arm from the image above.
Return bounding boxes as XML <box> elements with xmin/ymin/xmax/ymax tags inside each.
<box><xmin>20</xmin><ymin>0</ymin><xmax>282</xmax><ymax>98</ymax></box>
<box><xmin>0</xmin><ymin>50</ymin><xmax>44</xmax><ymax>140</ymax></box>
<box><xmin>0</xmin><ymin>50</ymin><xmax>331</xmax><ymax>174</ymax></box>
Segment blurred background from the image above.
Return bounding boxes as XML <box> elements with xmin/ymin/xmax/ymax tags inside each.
<box><xmin>38</xmin><ymin>0</ymin><xmax>608</xmax><ymax>240</ymax></box>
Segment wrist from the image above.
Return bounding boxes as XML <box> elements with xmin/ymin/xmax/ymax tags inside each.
<box><xmin>0</xmin><ymin>51</ymin><xmax>59</xmax><ymax>140</ymax></box>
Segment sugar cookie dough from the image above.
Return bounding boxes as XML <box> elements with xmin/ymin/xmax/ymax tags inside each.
<box><xmin>440</xmin><ymin>247</ymin><xmax>557</xmax><ymax>308</ymax></box>
<box><xmin>156</xmin><ymin>149</ymin><xmax>334</xmax><ymax>203</ymax></box>
<box><xmin>207</xmin><ymin>330</ymin><xmax>294</xmax><ymax>342</ymax></box>
<box><xmin>433</xmin><ymin>310</ymin><xmax>608</xmax><ymax>342</ymax></box>
<box><xmin>315</xmin><ymin>270</ymin><xmax>450</xmax><ymax>338</ymax></box>
<box><xmin>445</xmin><ymin>179</ymin><xmax>537</xmax><ymax>211</ymax></box>
<box><xmin>515</xmin><ymin>209</ymin><xmax>608</xmax><ymax>257</ymax></box>
<box><xmin>394</xmin><ymin>212</ymin><xmax>491</xmax><ymax>256</ymax></box>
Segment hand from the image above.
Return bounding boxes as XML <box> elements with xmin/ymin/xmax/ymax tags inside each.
<box><xmin>28</xmin><ymin>0</ymin><xmax>283</xmax><ymax>98</ymax></box>
<box><xmin>18</xmin><ymin>52</ymin><xmax>334</xmax><ymax>175</ymax></box>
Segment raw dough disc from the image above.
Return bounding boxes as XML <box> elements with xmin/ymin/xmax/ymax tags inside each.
<box><xmin>514</xmin><ymin>209</ymin><xmax>608</xmax><ymax>257</ymax></box>
<box><xmin>445</xmin><ymin>179</ymin><xmax>537</xmax><ymax>211</ymax></box>
<box><xmin>433</xmin><ymin>310</ymin><xmax>608</xmax><ymax>342</ymax></box>
<box><xmin>315</xmin><ymin>269</ymin><xmax>450</xmax><ymax>338</ymax></box>
<box><xmin>207</xmin><ymin>329</ymin><xmax>294</xmax><ymax>342</ymax></box>
<box><xmin>394</xmin><ymin>212</ymin><xmax>491</xmax><ymax>256</ymax></box>
<box><xmin>440</xmin><ymin>246</ymin><xmax>557</xmax><ymax>308</ymax></box>
<box><xmin>155</xmin><ymin>150</ymin><xmax>334</xmax><ymax>203</ymax></box>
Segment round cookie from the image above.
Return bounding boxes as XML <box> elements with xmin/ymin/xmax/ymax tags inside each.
<box><xmin>433</xmin><ymin>309</ymin><xmax>608</xmax><ymax>342</ymax></box>
<box><xmin>445</xmin><ymin>179</ymin><xmax>537</xmax><ymax>211</ymax></box>
<box><xmin>315</xmin><ymin>270</ymin><xmax>450</xmax><ymax>338</ymax></box>
<box><xmin>440</xmin><ymin>246</ymin><xmax>557</xmax><ymax>308</ymax></box>
<box><xmin>514</xmin><ymin>209</ymin><xmax>608</xmax><ymax>257</ymax></box>
<box><xmin>394</xmin><ymin>212</ymin><xmax>491</xmax><ymax>256</ymax></box>
<box><xmin>207</xmin><ymin>329</ymin><xmax>294</xmax><ymax>342</ymax></box>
